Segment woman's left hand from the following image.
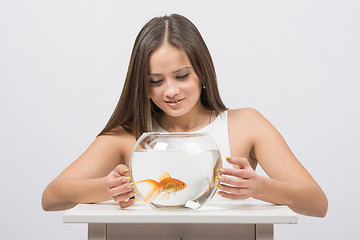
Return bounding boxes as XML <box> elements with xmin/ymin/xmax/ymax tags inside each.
<box><xmin>217</xmin><ymin>156</ymin><xmax>258</xmax><ymax>200</ymax></box>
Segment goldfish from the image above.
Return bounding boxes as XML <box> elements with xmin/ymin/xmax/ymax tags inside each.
<box><xmin>135</xmin><ymin>172</ymin><xmax>187</xmax><ymax>202</ymax></box>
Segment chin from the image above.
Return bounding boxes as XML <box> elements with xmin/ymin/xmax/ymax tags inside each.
<box><xmin>162</xmin><ymin>108</ymin><xmax>188</xmax><ymax>117</ymax></box>
<box><xmin>164</xmin><ymin>111</ymin><xmax>185</xmax><ymax>117</ymax></box>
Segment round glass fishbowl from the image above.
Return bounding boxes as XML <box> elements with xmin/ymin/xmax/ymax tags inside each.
<box><xmin>130</xmin><ymin>132</ymin><xmax>222</xmax><ymax>210</ymax></box>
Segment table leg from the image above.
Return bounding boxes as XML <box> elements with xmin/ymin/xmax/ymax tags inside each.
<box><xmin>255</xmin><ymin>224</ymin><xmax>273</xmax><ymax>240</ymax></box>
<box><xmin>87</xmin><ymin>223</ymin><xmax>273</xmax><ymax>240</ymax></box>
<box><xmin>106</xmin><ymin>223</ymin><xmax>255</xmax><ymax>240</ymax></box>
<box><xmin>88</xmin><ymin>223</ymin><xmax>106</xmax><ymax>240</ymax></box>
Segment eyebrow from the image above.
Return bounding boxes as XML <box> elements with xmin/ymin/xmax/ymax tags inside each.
<box><xmin>149</xmin><ymin>66</ymin><xmax>192</xmax><ymax>76</ymax></box>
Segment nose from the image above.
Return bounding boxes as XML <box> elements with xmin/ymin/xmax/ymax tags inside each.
<box><xmin>164</xmin><ymin>80</ymin><xmax>180</xmax><ymax>99</ymax></box>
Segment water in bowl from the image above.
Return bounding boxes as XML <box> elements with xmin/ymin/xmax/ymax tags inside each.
<box><xmin>131</xmin><ymin>149</ymin><xmax>221</xmax><ymax>209</ymax></box>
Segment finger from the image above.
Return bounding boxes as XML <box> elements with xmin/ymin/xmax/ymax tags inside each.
<box><xmin>218</xmin><ymin>183</ymin><xmax>248</xmax><ymax>193</ymax></box>
<box><xmin>218</xmin><ymin>175</ymin><xmax>250</xmax><ymax>187</ymax></box>
<box><xmin>108</xmin><ymin>170</ymin><xmax>121</xmax><ymax>178</ymax></box>
<box><xmin>119</xmin><ymin>197</ymin><xmax>136</xmax><ymax>208</ymax></box>
<box><xmin>108</xmin><ymin>181</ymin><xmax>133</xmax><ymax>196</ymax></box>
<box><xmin>217</xmin><ymin>190</ymin><xmax>250</xmax><ymax>200</ymax></box>
<box><xmin>113</xmin><ymin>191</ymin><xmax>135</xmax><ymax>202</ymax></box>
<box><xmin>114</xmin><ymin>164</ymin><xmax>130</xmax><ymax>176</ymax></box>
<box><xmin>225</xmin><ymin>156</ymin><xmax>251</xmax><ymax>169</ymax></box>
<box><xmin>221</xmin><ymin>168</ymin><xmax>256</xmax><ymax>179</ymax></box>
<box><xmin>107</xmin><ymin>176</ymin><xmax>131</xmax><ymax>189</ymax></box>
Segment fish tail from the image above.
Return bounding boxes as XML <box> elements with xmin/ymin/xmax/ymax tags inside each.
<box><xmin>135</xmin><ymin>179</ymin><xmax>161</xmax><ymax>202</ymax></box>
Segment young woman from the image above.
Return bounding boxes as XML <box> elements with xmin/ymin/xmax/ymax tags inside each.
<box><xmin>42</xmin><ymin>14</ymin><xmax>328</xmax><ymax>217</ymax></box>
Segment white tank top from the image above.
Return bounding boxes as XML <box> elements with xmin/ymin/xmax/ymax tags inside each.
<box><xmin>152</xmin><ymin>110</ymin><xmax>232</xmax><ymax>168</ymax></box>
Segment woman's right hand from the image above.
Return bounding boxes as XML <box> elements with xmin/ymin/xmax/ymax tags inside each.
<box><xmin>105</xmin><ymin>164</ymin><xmax>136</xmax><ymax>208</ymax></box>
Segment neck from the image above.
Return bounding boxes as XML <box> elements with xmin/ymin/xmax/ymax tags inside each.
<box><xmin>158</xmin><ymin>105</ymin><xmax>213</xmax><ymax>132</ymax></box>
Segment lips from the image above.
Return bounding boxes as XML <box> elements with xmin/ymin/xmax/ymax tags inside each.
<box><xmin>165</xmin><ymin>99</ymin><xmax>183</xmax><ymax>103</ymax></box>
<box><xmin>165</xmin><ymin>98</ymin><xmax>184</xmax><ymax>106</ymax></box>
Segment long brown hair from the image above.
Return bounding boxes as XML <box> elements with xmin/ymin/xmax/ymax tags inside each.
<box><xmin>98</xmin><ymin>14</ymin><xmax>227</xmax><ymax>139</ymax></box>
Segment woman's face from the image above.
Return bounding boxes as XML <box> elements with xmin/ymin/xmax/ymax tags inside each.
<box><xmin>148</xmin><ymin>44</ymin><xmax>203</xmax><ymax>117</ymax></box>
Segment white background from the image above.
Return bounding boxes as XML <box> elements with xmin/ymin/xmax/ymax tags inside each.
<box><xmin>1</xmin><ymin>0</ymin><xmax>359</xmax><ymax>239</ymax></box>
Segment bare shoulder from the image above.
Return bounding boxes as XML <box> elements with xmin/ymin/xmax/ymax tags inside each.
<box><xmin>95</xmin><ymin>127</ymin><xmax>137</xmax><ymax>160</ymax></box>
<box><xmin>96</xmin><ymin>126</ymin><xmax>136</xmax><ymax>148</ymax></box>
<box><xmin>228</xmin><ymin>107</ymin><xmax>280</xmax><ymax>139</ymax></box>
<box><xmin>228</xmin><ymin>108</ymin><xmax>264</xmax><ymax>122</ymax></box>
<box><xmin>228</xmin><ymin>108</ymin><xmax>269</xmax><ymax>133</ymax></box>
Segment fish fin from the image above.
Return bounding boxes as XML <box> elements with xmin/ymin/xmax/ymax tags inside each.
<box><xmin>159</xmin><ymin>192</ymin><xmax>170</xmax><ymax>201</ymax></box>
<box><xmin>158</xmin><ymin>171</ymin><xmax>171</xmax><ymax>182</ymax></box>
<box><xmin>135</xmin><ymin>179</ymin><xmax>159</xmax><ymax>185</ymax></box>
<box><xmin>144</xmin><ymin>186</ymin><xmax>161</xmax><ymax>202</ymax></box>
<box><xmin>135</xmin><ymin>179</ymin><xmax>161</xmax><ymax>202</ymax></box>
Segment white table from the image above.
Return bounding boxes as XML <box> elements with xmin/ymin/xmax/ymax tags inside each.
<box><xmin>63</xmin><ymin>200</ymin><xmax>297</xmax><ymax>240</ymax></box>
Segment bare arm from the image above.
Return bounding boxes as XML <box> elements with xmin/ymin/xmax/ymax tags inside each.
<box><xmin>42</xmin><ymin>176</ymin><xmax>110</xmax><ymax>211</ymax></box>
<box><xmin>42</xmin><ymin>130</ymin><xmax>136</xmax><ymax>211</ymax></box>
<box><xmin>225</xmin><ymin>108</ymin><xmax>328</xmax><ymax>217</ymax></box>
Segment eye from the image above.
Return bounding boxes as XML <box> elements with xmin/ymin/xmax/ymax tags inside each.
<box><xmin>150</xmin><ymin>79</ymin><xmax>163</xmax><ymax>85</ymax></box>
<box><xmin>176</xmin><ymin>73</ymin><xmax>189</xmax><ymax>80</ymax></box>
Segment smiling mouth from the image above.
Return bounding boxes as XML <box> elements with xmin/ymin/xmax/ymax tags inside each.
<box><xmin>165</xmin><ymin>99</ymin><xmax>183</xmax><ymax>104</ymax></box>
<box><xmin>164</xmin><ymin>98</ymin><xmax>185</xmax><ymax>106</ymax></box>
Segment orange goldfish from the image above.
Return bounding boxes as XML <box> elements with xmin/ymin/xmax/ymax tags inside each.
<box><xmin>135</xmin><ymin>172</ymin><xmax>187</xmax><ymax>202</ymax></box>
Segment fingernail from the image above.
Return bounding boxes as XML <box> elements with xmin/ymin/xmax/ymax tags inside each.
<box><xmin>217</xmin><ymin>191</ymin><xmax>221</xmax><ymax>195</ymax></box>
<box><xmin>130</xmin><ymin>182</ymin><xmax>135</xmax><ymax>187</ymax></box>
<box><xmin>134</xmin><ymin>190</ymin><xmax>137</xmax><ymax>194</ymax></box>
<box><xmin>225</xmin><ymin>156</ymin><xmax>231</xmax><ymax>160</ymax></box>
<box><xmin>123</xmin><ymin>169</ymin><xmax>129</xmax><ymax>172</ymax></box>
<box><xmin>215</xmin><ymin>184</ymin><xmax>219</xmax><ymax>188</ymax></box>
<box><xmin>126</xmin><ymin>177</ymin><xmax>131</xmax><ymax>181</ymax></box>
<box><xmin>215</xmin><ymin>176</ymin><xmax>224</xmax><ymax>181</ymax></box>
<box><xmin>134</xmin><ymin>198</ymin><xmax>138</xmax><ymax>201</ymax></box>
<box><xmin>216</xmin><ymin>169</ymin><xmax>221</xmax><ymax>173</ymax></box>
